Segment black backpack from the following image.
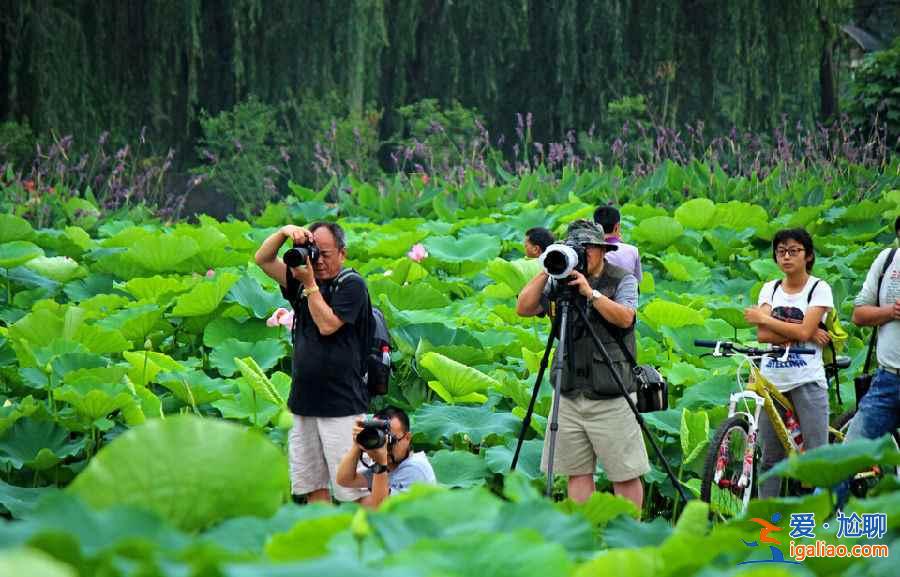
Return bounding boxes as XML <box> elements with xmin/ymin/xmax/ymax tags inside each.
<box><xmin>332</xmin><ymin>268</ymin><xmax>392</xmax><ymax>397</ymax></box>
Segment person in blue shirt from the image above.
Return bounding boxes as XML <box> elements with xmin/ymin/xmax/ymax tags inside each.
<box><xmin>336</xmin><ymin>406</ymin><xmax>436</xmax><ymax>508</ymax></box>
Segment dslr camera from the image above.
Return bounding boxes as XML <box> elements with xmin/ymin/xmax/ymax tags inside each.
<box><xmin>356</xmin><ymin>418</ymin><xmax>391</xmax><ymax>450</ymax></box>
<box><xmin>283</xmin><ymin>240</ymin><xmax>320</xmax><ymax>268</ymax></box>
<box><xmin>539</xmin><ymin>242</ymin><xmax>587</xmax><ymax>280</ymax></box>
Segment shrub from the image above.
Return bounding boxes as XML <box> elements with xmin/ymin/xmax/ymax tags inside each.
<box><xmin>846</xmin><ymin>37</ymin><xmax>900</xmax><ymax>150</ymax></box>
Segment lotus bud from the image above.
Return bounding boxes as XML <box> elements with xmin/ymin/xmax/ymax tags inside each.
<box><xmin>144</xmin><ymin>338</ymin><xmax>153</xmax><ymax>351</ymax></box>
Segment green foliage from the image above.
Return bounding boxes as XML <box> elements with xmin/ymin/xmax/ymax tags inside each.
<box><xmin>847</xmin><ymin>37</ymin><xmax>900</xmax><ymax>148</ymax></box>
<box><xmin>194</xmin><ymin>97</ymin><xmax>288</xmax><ymax>217</ymax></box>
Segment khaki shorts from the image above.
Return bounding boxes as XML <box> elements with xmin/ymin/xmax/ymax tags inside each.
<box><xmin>541</xmin><ymin>393</ymin><xmax>650</xmax><ymax>482</ymax></box>
<box><xmin>289</xmin><ymin>414</ymin><xmax>369</xmax><ymax>502</ymax></box>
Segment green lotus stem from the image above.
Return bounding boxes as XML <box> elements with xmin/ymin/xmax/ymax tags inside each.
<box><xmin>671</xmin><ymin>462</ymin><xmax>685</xmax><ymax>520</ymax></box>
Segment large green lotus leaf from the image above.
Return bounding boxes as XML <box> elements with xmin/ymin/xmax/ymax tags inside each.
<box><xmin>51</xmin><ymin>352</ymin><xmax>109</xmax><ymax>381</ymax></box>
<box><xmin>64</xmin><ymin>225</ymin><xmax>94</xmax><ymax>250</ymax></box>
<box><xmin>120</xmin><ymin>275</ymin><xmax>199</xmax><ymax>302</ymax></box>
<box><xmin>679</xmin><ymin>408</ymin><xmax>709</xmax><ymax>465</ymax></box>
<box><xmin>0</xmin><ymin>418</ymin><xmax>84</xmax><ymax>470</ymax></box>
<box><xmin>657</xmin><ymin>253</ymin><xmax>709</xmax><ymax>281</ymax></box>
<box><xmin>72</xmin><ymin>324</ymin><xmax>132</xmax><ymax>355</ymax></box>
<box><xmin>558</xmin><ymin>491</ymin><xmax>640</xmax><ymax>529</ymax></box>
<box><xmin>203</xmin><ymin>317</ymin><xmax>281</xmax><ymax>348</ymax></box>
<box><xmin>712</xmin><ymin>201</ymin><xmax>768</xmax><ymax>232</ymax></box>
<box><xmin>494</xmin><ymin>499</ymin><xmax>594</xmax><ymax>555</ymax></box>
<box><xmin>603</xmin><ymin>515</ymin><xmax>673</xmax><ymax>549</ymax></box>
<box><xmin>226</xmin><ymin>276</ymin><xmax>288</xmax><ymax>318</ymax></box>
<box><xmin>172</xmin><ymin>224</ymin><xmax>229</xmax><ymax>251</ymax></box>
<box><xmin>391</xmin><ymin>323</ymin><xmax>480</xmax><ymax>353</ymax></box>
<box><xmin>55</xmin><ymin>380</ymin><xmax>136</xmax><ymax>422</ymax></box>
<box><xmin>368</xmin><ymin>278</ymin><xmax>450</xmax><ymax>310</ymax></box>
<box><xmin>381</xmin><ymin>257</ymin><xmax>429</xmax><ymax>285</ymax></box>
<box><xmin>640</xmin><ymin>299</ymin><xmax>704</xmax><ymax>329</ymax></box>
<box><xmin>156</xmin><ymin>370</ymin><xmax>232</xmax><ymax>407</ymax></box>
<box><xmin>423</xmin><ymin>234</ymin><xmax>501</xmax><ymax>263</ymax></box>
<box><xmin>572</xmin><ymin>546</ymin><xmax>661</xmax><ymax>577</ymax></box>
<box><xmin>661</xmin><ymin>362</ymin><xmax>708</xmax><ymax>387</ymax></box>
<box><xmin>124</xmin><ymin>234</ymin><xmax>200</xmax><ymax>273</ymax></box>
<box><xmin>761</xmin><ymin>435</ymin><xmax>900</xmax><ymax>488</ymax></box>
<box><xmin>96</xmin><ymin>303</ymin><xmax>162</xmax><ymax>343</ymax></box>
<box><xmin>123</xmin><ymin>350</ymin><xmax>186</xmax><ymax>386</ymax></box>
<box><xmin>68</xmin><ymin>415</ymin><xmax>288</xmax><ymax>532</ymax></box>
<box><xmin>419</xmin><ymin>352</ymin><xmax>499</xmax><ymax>402</ymax></box>
<box><xmin>674</xmin><ymin>198</ymin><xmax>716</xmax><ymax>230</ymax></box>
<box><xmin>63</xmin><ymin>273</ymin><xmax>119</xmax><ymax>302</ymax></box>
<box><xmin>265</xmin><ymin>511</ymin><xmax>354</xmax><ymax>561</ymax></box>
<box><xmin>660</xmin><ymin>318</ymin><xmax>733</xmax><ymax>356</ymax></box>
<box><xmin>367</xmin><ymin>231</ymin><xmax>430</xmax><ymax>258</ymax></box>
<box><xmin>212</xmin><ymin>380</ymin><xmax>281</xmax><ymax>426</ymax></box>
<box><xmin>198</xmin><ymin>215</ymin><xmax>256</xmax><ymax>250</ymax></box>
<box><xmin>413</xmin><ymin>404</ymin><xmax>521</xmax><ymax>445</ymax></box>
<box><xmin>0</xmin><ymin>214</ymin><xmax>34</xmax><ymax>243</ymax></box>
<box><xmin>0</xmin><ymin>241</ymin><xmax>44</xmax><ymax>269</ymax></box>
<box><xmin>484</xmin><ymin>439</ymin><xmax>543</xmax><ymax>480</ymax></box>
<box><xmin>416</xmin><ymin>341</ymin><xmax>492</xmax><ymax>367</ymax></box>
<box><xmin>24</xmin><ymin>256</ymin><xmax>84</xmax><ymax>283</ymax></box>
<box><xmin>384</xmin><ymin>530</ymin><xmax>572</xmax><ymax>577</ymax></box>
<box><xmin>209</xmin><ymin>338</ymin><xmax>286</xmax><ymax>377</ymax></box>
<box><xmin>196</xmin><ymin>502</ymin><xmax>318</xmax><ymax>558</ymax></box>
<box><xmin>183</xmin><ymin>248</ymin><xmax>251</xmax><ymax>271</ymax></box>
<box><xmin>485</xmin><ymin>258</ymin><xmax>543</xmax><ymax>293</ymax></box>
<box><xmin>0</xmin><ymin>479</ymin><xmax>60</xmax><ymax>519</ymax></box>
<box><xmin>632</xmin><ymin>216</ymin><xmax>684</xmax><ymax>249</ymax></box>
<box><xmin>703</xmin><ymin>227</ymin><xmax>755</xmax><ymax>261</ymax></box>
<box><xmin>233</xmin><ymin>357</ymin><xmax>288</xmax><ymax>408</ymax></box>
<box><xmin>0</xmin><ymin>548</ymin><xmax>77</xmax><ymax>577</ymax></box>
<box><xmin>707</xmin><ymin>302</ymin><xmax>751</xmax><ymax>329</ymax></box>
<box><xmin>8</xmin><ymin>308</ymin><xmax>64</xmax><ymax>347</ymax></box>
<box><xmin>430</xmin><ymin>450</ymin><xmax>488</xmax><ymax>488</ymax></box>
<box><xmin>62</xmin><ymin>365</ymin><xmax>129</xmax><ymax>387</ymax></box>
<box><xmin>676</xmin><ymin>373</ymin><xmax>737</xmax><ymax>410</ymax></box>
<box><xmin>171</xmin><ymin>272</ymin><xmax>240</xmax><ymax>317</ymax></box>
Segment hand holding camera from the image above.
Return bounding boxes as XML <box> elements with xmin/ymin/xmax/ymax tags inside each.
<box><xmin>353</xmin><ymin>418</ymin><xmax>391</xmax><ymax>463</ymax></box>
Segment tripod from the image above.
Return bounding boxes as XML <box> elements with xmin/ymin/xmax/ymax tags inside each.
<box><xmin>511</xmin><ymin>289</ymin><xmax>689</xmax><ymax>506</ymax></box>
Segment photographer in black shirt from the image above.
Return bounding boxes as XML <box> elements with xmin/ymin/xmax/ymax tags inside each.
<box><xmin>255</xmin><ymin>221</ymin><xmax>371</xmax><ymax>504</ymax></box>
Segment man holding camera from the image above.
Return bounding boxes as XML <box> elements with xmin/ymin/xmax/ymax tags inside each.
<box><xmin>516</xmin><ymin>220</ymin><xmax>649</xmax><ymax>507</ymax></box>
<box><xmin>336</xmin><ymin>406</ymin><xmax>436</xmax><ymax>508</ymax></box>
<box><xmin>255</xmin><ymin>221</ymin><xmax>371</xmax><ymax>504</ymax></box>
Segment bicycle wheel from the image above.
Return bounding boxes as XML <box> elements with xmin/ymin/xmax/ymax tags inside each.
<box><xmin>831</xmin><ymin>409</ymin><xmax>900</xmax><ymax>498</ymax></box>
<box><xmin>701</xmin><ymin>414</ymin><xmax>756</xmax><ymax>519</ymax></box>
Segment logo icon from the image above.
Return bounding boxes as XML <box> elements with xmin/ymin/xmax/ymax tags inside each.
<box><xmin>739</xmin><ymin>513</ymin><xmax>801</xmax><ymax>565</ymax></box>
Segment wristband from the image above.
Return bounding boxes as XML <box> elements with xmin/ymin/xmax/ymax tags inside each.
<box><xmin>371</xmin><ymin>462</ymin><xmax>388</xmax><ymax>474</ymax></box>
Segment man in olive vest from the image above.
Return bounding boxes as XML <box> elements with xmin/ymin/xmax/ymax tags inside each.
<box><xmin>516</xmin><ymin>220</ymin><xmax>649</xmax><ymax>508</ymax></box>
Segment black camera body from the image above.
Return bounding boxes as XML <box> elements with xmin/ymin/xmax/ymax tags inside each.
<box><xmin>356</xmin><ymin>418</ymin><xmax>391</xmax><ymax>450</ymax></box>
<box><xmin>283</xmin><ymin>241</ymin><xmax>320</xmax><ymax>268</ymax></box>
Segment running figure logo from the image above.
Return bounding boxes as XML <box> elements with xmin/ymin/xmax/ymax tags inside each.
<box><xmin>739</xmin><ymin>513</ymin><xmax>801</xmax><ymax>565</ymax></box>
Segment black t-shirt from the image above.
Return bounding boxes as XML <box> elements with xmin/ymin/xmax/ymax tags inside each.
<box><xmin>281</xmin><ymin>267</ymin><xmax>370</xmax><ymax>417</ymax></box>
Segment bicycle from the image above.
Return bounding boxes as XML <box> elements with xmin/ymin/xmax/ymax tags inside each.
<box><xmin>694</xmin><ymin>339</ymin><xmax>821</xmax><ymax>519</ymax></box>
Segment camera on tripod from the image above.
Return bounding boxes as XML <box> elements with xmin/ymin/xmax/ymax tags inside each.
<box><xmin>539</xmin><ymin>242</ymin><xmax>586</xmax><ymax>280</ymax></box>
<box><xmin>283</xmin><ymin>241</ymin><xmax>320</xmax><ymax>268</ymax></box>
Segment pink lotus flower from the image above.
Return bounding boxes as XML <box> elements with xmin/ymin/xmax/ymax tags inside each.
<box><xmin>206</xmin><ymin>269</ymin><xmax>215</xmax><ymax>278</ymax></box>
<box><xmin>407</xmin><ymin>243</ymin><xmax>428</xmax><ymax>262</ymax></box>
<box><xmin>266</xmin><ymin>307</ymin><xmax>294</xmax><ymax>328</ymax></box>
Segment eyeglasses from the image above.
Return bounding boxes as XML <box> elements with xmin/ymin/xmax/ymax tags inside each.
<box><xmin>775</xmin><ymin>247</ymin><xmax>805</xmax><ymax>258</ymax></box>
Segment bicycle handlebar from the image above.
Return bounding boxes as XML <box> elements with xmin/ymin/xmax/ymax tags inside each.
<box><xmin>693</xmin><ymin>339</ymin><xmax>815</xmax><ymax>356</ymax></box>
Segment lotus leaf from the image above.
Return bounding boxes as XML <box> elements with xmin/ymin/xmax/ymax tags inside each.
<box><xmin>124</xmin><ymin>234</ymin><xmax>200</xmax><ymax>273</ymax></box>
<box><xmin>0</xmin><ymin>418</ymin><xmax>84</xmax><ymax>470</ymax></box>
<box><xmin>633</xmin><ymin>216</ymin><xmax>684</xmax><ymax>249</ymax></box>
<box><xmin>423</xmin><ymin>234</ymin><xmax>501</xmax><ymax>263</ymax></box>
<box><xmin>171</xmin><ymin>272</ymin><xmax>240</xmax><ymax>317</ymax></box>
<box><xmin>679</xmin><ymin>408</ymin><xmax>709</xmax><ymax>464</ymax></box>
<box><xmin>430</xmin><ymin>449</ymin><xmax>489</xmax><ymax>488</ymax></box>
<box><xmin>761</xmin><ymin>435</ymin><xmax>900</xmax><ymax>488</ymax></box>
<box><xmin>24</xmin><ymin>256</ymin><xmax>83</xmax><ymax>283</ymax></box>
<box><xmin>0</xmin><ymin>241</ymin><xmax>44</xmax><ymax>269</ymax></box>
<box><xmin>226</xmin><ymin>276</ymin><xmax>285</xmax><ymax>318</ymax></box>
<box><xmin>209</xmin><ymin>338</ymin><xmax>285</xmax><ymax>377</ymax></box>
<box><xmin>68</xmin><ymin>415</ymin><xmax>288</xmax><ymax>531</ymax></box>
<box><xmin>265</xmin><ymin>511</ymin><xmax>354</xmax><ymax>561</ymax></box>
<box><xmin>413</xmin><ymin>404</ymin><xmax>520</xmax><ymax>445</ymax></box>
<box><xmin>0</xmin><ymin>214</ymin><xmax>34</xmax><ymax>243</ymax></box>
<box><xmin>419</xmin><ymin>352</ymin><xmax>499</xmax><ymax>404</ymax></box>
<box><xmin>674</xmin><ymin>198</ymin><xmax>716</xmax><ymax>229</ymax></box>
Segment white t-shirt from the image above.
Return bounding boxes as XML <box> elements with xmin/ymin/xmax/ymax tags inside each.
<box><xmin>757</xmin><ymin>276</ymin><xmax>834</xmax><ymax>391</ymax></box>
<box><xmin>854</xmin><ymin>248</ymin><xmax>900</xmax><ymax>369</ymax></box>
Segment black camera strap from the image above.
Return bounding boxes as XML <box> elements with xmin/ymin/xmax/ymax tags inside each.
<box><xmin>863</xmin><ymin>247</ymin><xmax>897</xmax><ymax>376</ymax></box>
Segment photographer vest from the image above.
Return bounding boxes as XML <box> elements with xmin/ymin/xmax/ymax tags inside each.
<box><xmin>557</xmin><ymin>262</ymin><xmax>636</xmax><ymax>400</ymax></box>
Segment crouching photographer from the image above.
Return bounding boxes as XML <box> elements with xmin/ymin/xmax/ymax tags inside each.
<box><xmin>336</xmin><ymin>406</ymin><xmax>436</xmax><ymax>509</ymax></box>
<box><xmin>515</xmin><ymin>220</ymin><xmax>650</xmax><ymax>507</ymax></box>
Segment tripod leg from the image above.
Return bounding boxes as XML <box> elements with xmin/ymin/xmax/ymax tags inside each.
<box><xmin>570</xmin><ymin>303</ymin><xmax>690</xmax><ymax>508</ymax></box>
<box><xmin>511</xmin><ymin>310</ymin><xmax>562</xmax><ymax>470</ymax></box>
<box><xmin>544</xmin><ymin>301</ymin><xmax>570</xmax><ymax>497</ymax></box>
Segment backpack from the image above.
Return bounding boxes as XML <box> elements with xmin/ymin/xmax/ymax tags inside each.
<box><xmin>332</xmin><ymin>268</ymin><xmax>392</xmax><ymax>397</ymax></box>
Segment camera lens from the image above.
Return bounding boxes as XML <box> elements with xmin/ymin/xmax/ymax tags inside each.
<box><xmin>543</xmin><ymin>250</ymin><xmax>570</xmax><ymax>276</ymax></box>
<box><xmin>283</xmin><ymin>247</ymin><xmax>304</xmax><ymax>268</ymax></box>
<box><xmin>356</xmin><ymin>428</ymin><xmax>385</xmax><ymax>450</ymax></box>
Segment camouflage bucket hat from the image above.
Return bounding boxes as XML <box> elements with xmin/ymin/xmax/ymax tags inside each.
<box><xmin>565</xmin><ymin>219</ymin><xmax>619</xmax><ymax>251</ymax></box>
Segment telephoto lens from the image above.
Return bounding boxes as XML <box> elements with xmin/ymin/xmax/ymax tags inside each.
<box><xmin>356</xmin><ymin>418</ymin><xmax>391</xmax><ymax>450</ymax></box>
<box><xmin>540</xmin><ymin>243</ymin><xmax>582</xmax><ymax>279</ymax></box>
